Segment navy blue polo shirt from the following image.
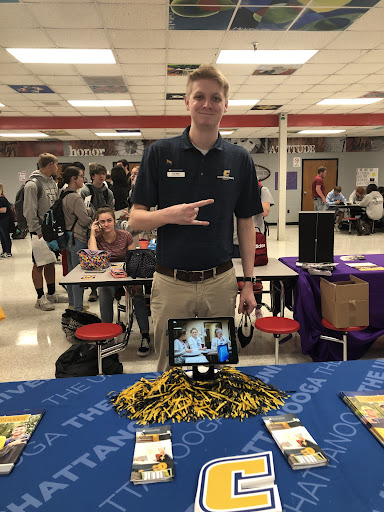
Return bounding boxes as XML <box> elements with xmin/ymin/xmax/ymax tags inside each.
<box><xmin>132</xmin><ymin>126</ymin><xmax>262</xmax><ymax>271</ymax></box>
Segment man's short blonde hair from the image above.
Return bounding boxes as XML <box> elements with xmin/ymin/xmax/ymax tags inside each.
<box><xmin>38</xmin><ymin>153</ymin><xmax>57</xmax><ymax>169</ymax></box>
<box><xmin>186</xmin><ymin>64</ymin><xmax>229</xmax><ymax>99</ymax></box>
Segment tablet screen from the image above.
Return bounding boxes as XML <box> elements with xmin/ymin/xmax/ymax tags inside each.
<box><xmin>168</xmin><ymin>317</ymin><xmax>238</xmax><ymax>367</ymax></box>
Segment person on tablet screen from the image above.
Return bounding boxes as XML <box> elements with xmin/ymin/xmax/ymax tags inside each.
<box><xmin>210</xmin><ymin>328</ymin><xmax>231</xmax><ymax>351</ymax></box>
<box><xmin>173</xmin><ymin>331</ymin><xmax>192</xmax><ymax>364</ymax></box>
<box><xmin>130</xmin><ymin>64</ymin><xmax>261</xmax><ymax>372</ymax></box>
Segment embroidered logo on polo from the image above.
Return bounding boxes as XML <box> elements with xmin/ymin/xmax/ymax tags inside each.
<box><xmin>217</xmin><ymin>169</ymin><xmax>234</xmax><ymax>180</ymax></box>
<box><xmin>195</xmin><ymin>452</ymin><xmax>282</xmax><ymax>512</ymax></box>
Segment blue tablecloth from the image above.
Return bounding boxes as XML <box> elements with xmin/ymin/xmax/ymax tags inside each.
<box><xmin>280</xmin><ymin>254</ymin><xmax>384</xmax><ymax>361</ymax></box>
<box><xmin>1</xmin><ymin>360</ymin><xmax>384</xmax><ymax>512</ymax></box>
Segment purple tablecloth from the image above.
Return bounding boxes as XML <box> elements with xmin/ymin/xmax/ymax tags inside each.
<box><xmin>280</xmin><ymin>254</ymin><xmax>384</xmax><ymax>361</ymax></box>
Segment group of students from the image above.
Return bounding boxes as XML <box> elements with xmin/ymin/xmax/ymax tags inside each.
<box><xmin>325</xmin><ymin>183</ymin><xmax>384</xmax><ymax>232</ymax></box>
<box><xmin>18</xmin><ymin>153</ymin><xmax>151</xmax><ymax>357</ymax></box>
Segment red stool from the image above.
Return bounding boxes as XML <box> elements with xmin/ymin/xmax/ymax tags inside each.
<box><xmin>76</xmin><ymin>323</ymin><xmax>123</xmax><ymax>375</ymax></box>
<box><xmin>320</xmin><ymin>318</ymin><xmax>367</xmax><ymax>361</ymax></box>
<box><xmin>255</xmin><ymin>317</ymin><xmax>300</xmax><ymax>365</ymax></box>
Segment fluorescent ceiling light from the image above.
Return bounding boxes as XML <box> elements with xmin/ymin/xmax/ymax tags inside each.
<box><xmin>219</xmin><ymin>130</ymin><xmax>234</xmax><ymax>136</ymax></box>
<box><xmin>298</xmin><ymin>129</ymin><xmax>346</xmax><ymax>134</ymax></box>
<box><xmin>95</xmin><ymin>132</ymin><xmax>142</xmax><ymax>137</ymax></box>
<box><xmin>0</xmin><ymin>133</ymin><xmax>49</xmax><ymax>138</ymax></box>
<box><xmin>68</xmin><ymin>100</ymin><xmax>133</xmax><ymax>107</ymax></box>
<box><xmin>317</xmin><ymin>98</ymin><xmax>382</xmax><ymax>105</ymax></box>
<box><xmin>6</xmin><ymin>48</ymin><xmax>115</xmax><ymax>64</ymax></box>
<box><xmin>0</xmin><ymin>103</ymin><xmax>4</xmax><ymax>107</ymax></box>
<box><xmin>217</xmin><ymin>50</ymin><xmax>317</xmax><ymax>65</ymax></box>
<box><xmin>228</xmin><ymin>100</ymin><xmax>259</xmax><ymax>106</ymax></box>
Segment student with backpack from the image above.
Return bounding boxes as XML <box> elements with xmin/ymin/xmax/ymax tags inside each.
<box><xmin>23</xmin><ymin>153</ymin><xmax>68</xmax><ymax>311</ymax></box>
<box><xmin>61</xmin><ymin>166</ymin><xmax>93</xmax><ymax>312</ymax></box>
<box><xmin>80</xmin><ymin>164</ymin><xmax>114</xmax><ymax>302</ymax></box>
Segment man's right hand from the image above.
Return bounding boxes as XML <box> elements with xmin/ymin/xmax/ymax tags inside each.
<box><xmin>169</xmin><ymin>199</ymin><xmax>214</xmax><ymax>226</ymax></box>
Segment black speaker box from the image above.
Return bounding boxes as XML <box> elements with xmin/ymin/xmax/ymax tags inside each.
<box><xmin>299</xmin><ymin>211</ymin><xmax>334</xmax><ymax>263</ymax></box>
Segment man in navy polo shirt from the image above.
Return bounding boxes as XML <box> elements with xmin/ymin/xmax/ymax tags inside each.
<box><xmin>130</xmin><ymin>64</ymin><xmax>262</xmax><ymax>372</ymax></box>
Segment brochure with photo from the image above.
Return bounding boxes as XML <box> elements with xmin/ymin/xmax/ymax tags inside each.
<box><xmin>0</xmin><ymin>410</ymin><xmax>45</xmax><ymax>475</ymax></box>
<box><xmin>168</xmin><ymin>317</ymin><xmax>238</xmax><ymax>367</ymax></box>
<box><xmin>131</xmin><ymin>426</ymin><xmax>174</xmax><ymax>484</ymax></box>
<box><xmin>340</xmin><ymin>390</ymin><xmax>384</xmax><ymax>447</ymax></box>
<box><xmin>263</xmin><ymin>414</ymin><xmax>329</xmax><ymax>470</ymax></box>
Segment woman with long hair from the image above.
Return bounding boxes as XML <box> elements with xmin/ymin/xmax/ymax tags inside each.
<box><xmin>61</xmin><ymin>166</ymin><xmax>92</xmax><ymax>312</ymax></box>
<box><xmin>0</xmin><ymin>183</ymin><xmax>13</xmax><ymax>258</ymax></box>
<box><xmin>88</xmin><ymin>206</ymin><xmax>151</xmax><ymax>356</ymax></box>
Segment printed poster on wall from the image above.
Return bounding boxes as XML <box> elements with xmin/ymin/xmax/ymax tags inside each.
<box><xmin>356</xmin><ymin>168</ymin><xmax>379</xmax><ymax>187</ymax></box>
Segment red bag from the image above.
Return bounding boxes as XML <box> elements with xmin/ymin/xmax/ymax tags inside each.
<box><xmin>254</xmin><ymin>227</ymin><xmax>268</xmax><ymax>266</ymax></box>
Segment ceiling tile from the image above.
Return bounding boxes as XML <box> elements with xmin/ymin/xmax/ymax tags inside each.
<box><xmin>53</xmin><ymin>86</ymin><xmax>91</xmax><ymax>94</ymax></box>
<box><xmin>129</xmin><ymin>86</ymin><xmax>165</xmax><ymax>94</ymax></box>
<box><xmin>99</xmin><ymin>4</ymin><xmax>167</xmax><ymax>30</ymax></box>
<box><xmin>336</xmin><ymin>63</ymin><xmax>384</xmax><ymax>74</ymax></box>
<box><xmin>122</xmin><ymin>64</ymin><xmax>164</xmax><ymax>76</ymax></box>
<box><xmin>272</xmin><ymin>31</ymin><xmax>339</xmax><ymax>51</ymax></box>
<box><xmin>167</xmin><ymin>49</ymin><xmax>218</xmax><ymax>63</ymax></box>
<box><xmin>0</xmin><ymin>63</ymin><xmax>32</xmax><ymax>75</ymax></box>
<box><xmin>0</xmin><ymin>5</ymin><xmax>39</xmax><ymax>28</ymax></box>
<box><xmin>116</xmin><ymin>49</ymin><xmax>166</xmax><ymax>64</ymax></box>
<box><xmin>45</xmin><ymin>29</ymin><xmax>109</xmax><ymax>48</ymax></box>
<box><xmin>40</xmin><ymin>75</ymin><xmax>86</xmax><ymax>86</ymax></box>
<box><xmin>0</xmin><ymin>76</ymin><xmax>38</xmax><ymax>86</ymax></box>
<box><xmin>320</xmin><ymin>75</ymin><xmax>363</xmax><ymax>84</ymax></box>
<box><xmin>24</xmin><ymin>64</ymin><xmax>77</xmax><ymax>76</ymax></box>
<box><xmin>110</xmin><ymin>29</ymin><xmax>166</xmax><ymax>49</ymax></box>
<box><xmin>328</xmin><ymin>31</ymin><xmax>384</xmax><ymax>50</ymax></box>
<box><xmin>75</xmin><ymin>64</ymin><xmax>123</xmax><ymax>77</ymax></box>
<box><xmin>308</xmin><ymin>49</ymin><xmax>366</xmax><ymax>64</ymax></box>
<box><xmin>127</xmin><ymin>76</ymin><xmax>166</xmax><ymax>86</ymax></box>
<box><xmin>221</xmin><ymin>30</ymin><xmax>281</xmax><ymax>50</ymax></box>
<box><xmin>294</xmin><ymin>63</ymin><xmax>345</xmax><ymax>76</ymax></box>
<box><xmin>27</xmin><ymin>3</ymin><xmax>103</xmax><ymax>29</ymax></box>
<box><xmin>354</xmin><ymin>49</ymin><xmax>384</xmax><ymax>63</ymax></box>
<box><xmin>349</xmin><ymin>6</ymin><xmax>384</xmax><ymax>31</ymax></box>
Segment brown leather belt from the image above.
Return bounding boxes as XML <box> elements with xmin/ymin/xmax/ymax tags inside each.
<box><xmin>155</xmin><ymin>260</ymin><xmax>233</xmax><ymax>282</ymax></box>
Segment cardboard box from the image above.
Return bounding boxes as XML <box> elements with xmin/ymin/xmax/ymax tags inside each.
<box><xmin>320</xmin><ymin>275</ymin><xmax>369</xmax><ymax>328</ymax></box>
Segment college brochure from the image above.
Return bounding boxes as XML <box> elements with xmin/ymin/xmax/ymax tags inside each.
<box><xmin>195</xmin><ymin>452</ymin><xmax>282</xmax><ymax>512</ymax></box>
<box><xmin>0</xmin><ymin>409</ymin><xmax>45</xmax><ymax>475</ymax></box>
<box><xmin>130</xmin><ymin>426</ymin><xmax>174</xmax><ymax>484</ymax></box>
<box><xmin>340</xmin><ymin>255</ymin><xmax>365</xmax><ymax>261</ymax></box>
<box><xmin>263</xmin><ymin>413</ymin><xmax>329</xmax><ymax>470</ymax></box>
<box><xmin>345</xmin><ymin>262</ymin><xmax>384</xmax><ymax>271</ymax></box>
<box><xmin>339</xmin><ymin>390</ymin><xmax>384</xmax><ymax>447</ymax></box>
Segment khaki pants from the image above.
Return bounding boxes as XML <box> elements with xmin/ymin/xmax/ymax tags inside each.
<box><xmin>151</xmin><ymin>267</ymin><xmax>238</xmax><ymax>372</ymax></box>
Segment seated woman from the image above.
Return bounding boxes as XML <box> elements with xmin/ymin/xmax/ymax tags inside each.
<box><xmin>210</xmin><ymin>329</ymin><xmax>231</xmax><ymax>352</ymax></box>
<box><xmin>173</xmin><ymin>330</ymin><xmax>191</xmax><ymax>364</ymax></box>
<box><xmin>88</xmin><ymin>206</ymin><xmax>151</xmax><ymax>356</ymax></box>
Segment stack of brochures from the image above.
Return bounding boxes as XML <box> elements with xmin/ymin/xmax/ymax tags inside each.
<box><xmin>130</xmin><ymin>426</ymin><xmax>174</xmax><ymax>484</ymax></box>
<box><xmin>340</xmin><ymin>255</ymin><xmax>366</xmax><ymax>261</ymax></box>
<box><xmin>340</xmin><ymin>390</ymin><xmax>384</xmax><ymax>447</ymax></box>
<box><xmin>263</xmin><ymin>413</ymin><xmax>329</xmax><ymax>469</ymax></box>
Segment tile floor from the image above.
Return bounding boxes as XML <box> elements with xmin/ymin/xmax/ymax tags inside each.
<box><xmin>0</xmin><ymin>225</ymin><xmax>383</xmax><ymax>383</ymax></box>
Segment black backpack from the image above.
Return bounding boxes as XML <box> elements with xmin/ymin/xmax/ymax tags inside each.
<box><xmin>55</xmin><ymin>343</ymin><xmax>123</xmax><ymax>378</ymax></box>
<box><xmin>42</xmin><ymin>189</ymin><xmax>78</xmax><ymax>252</ymax></box>
<box><xmin>14</xmin><ymin>178</ymin><xmax>43</xmax><ymax>231</ymax></box>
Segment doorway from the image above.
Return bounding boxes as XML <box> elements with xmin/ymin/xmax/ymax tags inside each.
<box><xmin>302</xmin><ymin>159</ymin><xmax>338</xmax><ymax>211</ymax></box>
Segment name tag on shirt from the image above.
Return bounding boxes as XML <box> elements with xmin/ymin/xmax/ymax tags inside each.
<box><xmin>167</xmin><ymin>170</ymin><xmax>185</xmax><ymax>178</ymax></box>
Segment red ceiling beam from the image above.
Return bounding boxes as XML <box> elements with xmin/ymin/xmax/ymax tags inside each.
<box><xmin>1</xmin><ymin>113</ymin><xmax>383</xmax><ymax>130</ymax></box>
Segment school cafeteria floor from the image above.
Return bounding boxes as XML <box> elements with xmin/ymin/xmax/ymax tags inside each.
<box><xmin>1</xmin><ymin>225</ymin><xmax>383</xmax><ymax>383</ymax></box>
